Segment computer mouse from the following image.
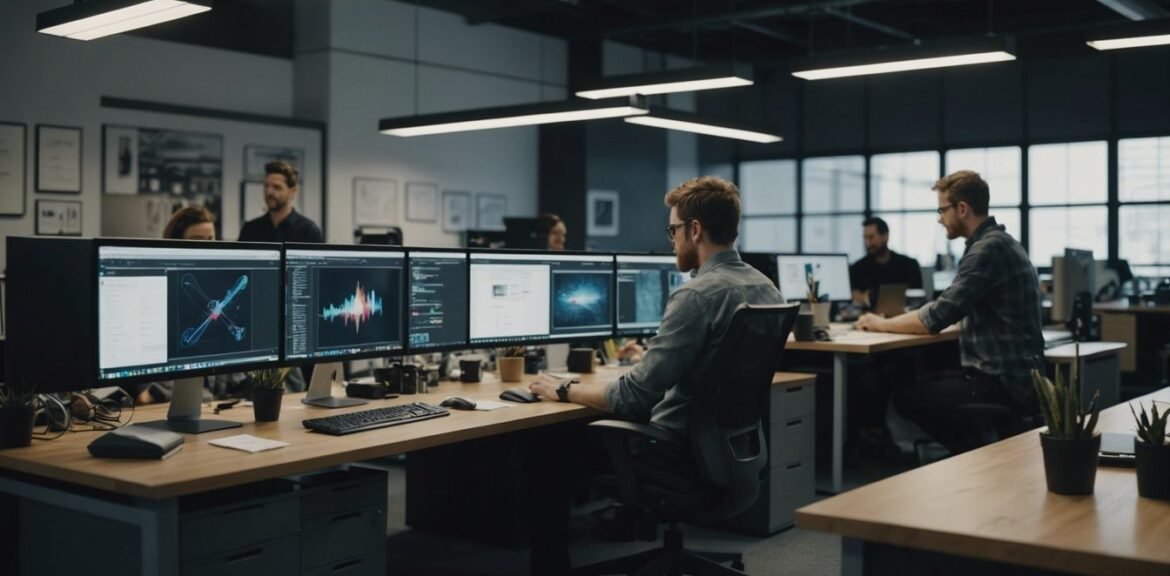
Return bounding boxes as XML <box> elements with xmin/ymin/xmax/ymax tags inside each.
<box><xmin>499</xmin><ymin>387</ymin><xmax>540</xmax><ymax>403</ymax></box>
<box><xmin>439</xmin><ymin>396</ymin><xmax>477</xmax><ymax>410</ymax></box>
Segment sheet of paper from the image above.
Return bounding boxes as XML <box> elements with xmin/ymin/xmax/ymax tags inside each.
<box><xmin>209</xmin><ymin>434</ymin><xmax>289</xmax><ymax>454</ymax></box>
<box><xmin>473</xmin><ymin>400</ymin><xmax>512</xmax><ymax>411</ymax></box>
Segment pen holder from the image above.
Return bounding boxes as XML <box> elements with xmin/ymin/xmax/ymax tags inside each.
<box><xmin>567</xmin><ymin>348</ymin><xmax>595</xmax><ymax>374</ymax></box>
<box><xmin>793</xmin><ymin>313</ymin><xmax>816</xmax><ymax>342</ymax></box>
<box><xmin>498</xmin><ymin>357</ymin><xmax>524</xmax><ymax>382</ymax></box>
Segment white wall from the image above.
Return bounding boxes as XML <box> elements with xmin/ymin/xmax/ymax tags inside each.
<box><xmin>294</xmin><ymin>0</ymin><xmax>567</xmax><ymax>247</ymax></box>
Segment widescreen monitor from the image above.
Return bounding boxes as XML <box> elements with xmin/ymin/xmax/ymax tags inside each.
<box><xmin>776</xmin><ymin>253</ymin><xmax>851</xmax><ymax>302</ymax></box>
<box><xmin>284</xmin><ymin>245</ymin><xmax>405</xmax><ymax>362</ymax></box>
<box><xmin>97</xmin><ymin>243</ymin><xmax>282</xmax><ymax>382</ymax></box>
<box><xmin>615</xmin><ymin>254</ymin><xmax>691</xmax><ymax>337</ymax></box>
<box><xmin>406</xmin><ymin>250</ymin><xmax>469</xmax><ymax>352</ymax></box>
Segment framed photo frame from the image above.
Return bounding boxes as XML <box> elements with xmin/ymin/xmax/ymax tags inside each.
<box><xmin>102</xmin><ymin>125</ymin><xmax>139</xmax><ymax>195</ymax></box>
<box><xmin>352</xmin><ymin>178</ymin><xmax>399</xmax><ymax>227</ymax></box>
<box><xmin>587</xmin><ymin>189</ymin><xmax>620</xmax><ymax>237</ymax></box>
<box><xmin>239</xmin><ymin>181</ymin><xmax>266</xmax><ymax>224</ymax></box>
<box><xmin>36</xmin><ymin>125</ymin><xmax>82</xmax><ymax>194</ymax></box>
<box><xmin>244</xmin><ymin>145</ymin><xmax>304</xmax><ymax>181</ymax></box>
<box><xmin>475</xmin><ymin>193</ymin><xmax>507</xmax><ymax>231</ymax></box>
<box><xmin>405</xmin><ymin>181</ymin><xmax>439</xmax><ymax>222</ymax></box>
<box><xmin>0</xmin><ymin>122</ymin><xmax>27</xmax><ymax>216</ymax></box>
<box><xmin>442</xmin><ymin>190</ymin><xmax>472</xmax><ymax>233</ymax></box>
<box><xmin>35</xmin><ymin>199</ymin><xmax>82</xmax><ymax>236</ymax></box>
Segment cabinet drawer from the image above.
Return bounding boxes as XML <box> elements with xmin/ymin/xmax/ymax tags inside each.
<box><xmin>768</xmin><ymin>460</ymin><xmax>815</xmax><ymax>530</ymax></box>
<box><xmin>302</xmin><ymin>502</ymin><xmax>387</xmax><ymax>570</ymax></box>
<box><xmin>300</xmin><ymin>467</ymin><xmax>388</xmax><ymax>521</ymax></box>
<box><xmin>183</xmin><ymin>534</ymin><xmax>300</xmax><ymax>576</ymax></box>
<box><xmin>182</xmin><ymin>493</ymin><xmax>300</xmax><ymax>562</ymax></box>
<box><xmin>769</xmin><ymin>382</ymin><xmax>814</xmax><ymax>424</ymax></box>
<box><xmin>302</xmin><ymin>551</ymin><xmax>386</xmax><ymax>576</ymax></box>
<box><xmin>769</xmin><ymin>415</ymin><xmax>814</xmax><ymax>467</ymax></box>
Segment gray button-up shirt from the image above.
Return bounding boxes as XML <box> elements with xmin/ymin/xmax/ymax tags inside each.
<box><xmin>917</xmin><ymin>217</ymin><xmax>1044</xmax><ymax>406</ymax></box>
<box><xmin>605</xmin><ymin>250</ymin><xmax>784</xmax><ymax>434</ymax></box>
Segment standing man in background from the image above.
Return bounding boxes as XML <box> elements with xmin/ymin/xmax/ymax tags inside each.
<box><xmin>850</xmin><ymin>216</ymin><xmax>922</xmax><ymax>309</ymax></box>
<box><xmin>239</xmin><ymin>161</ymin><xmax>323</xmax><ymax>243</ymax></box>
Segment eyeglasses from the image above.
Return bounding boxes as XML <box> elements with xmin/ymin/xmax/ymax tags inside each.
<box><xmin>936</xmin><ymin>203</ymin><xmax>957</xmax><ymax>215</ymax></box>
<box><xmin>666</xmin><ymin>219</ymin><xmax>693</xmax><ymax>241</ymax></box>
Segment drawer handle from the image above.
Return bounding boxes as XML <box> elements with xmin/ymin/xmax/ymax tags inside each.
<box><xmin>224</xmin><ymin>504</ymin><xmax>263</xmax><ymax>516</ymax></box>
<box><xmin>786</xmin><ymin>462</ymin><xmax>803</xmax><ymax>470</ymax></box>
<box><xmin>225</xmin><ymin>548</ymin><xmax>263</xmax><ymax>564</ymax></box>
<box><xmin>785</xmin><ymin>419</ymin><xmax>803</xmax><ymax>427</ymax></box>
<box><xmin>331</xmin><ymin>511</ymin><xmax>362</xmax><ymax>523</ymax></box>
<box><xmin>333</xmin><ymin>558</ymin><xmax>363</xmax><ymax>572</ymax></box>
<box><xmin>786</xmin><ymin>386</ymin><xmax>803</xmax><ymax>393</ymax></box>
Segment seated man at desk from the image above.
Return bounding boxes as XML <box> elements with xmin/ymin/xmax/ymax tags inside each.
<box><xmin>856</xmin><ymin>170</ymin><xmax>1043</xmax><ymax>453</ymax></box>
<box><xmin>850</xmin><ymin>216</ymin><xmax>922</xmax><ymax>309</ymax></box>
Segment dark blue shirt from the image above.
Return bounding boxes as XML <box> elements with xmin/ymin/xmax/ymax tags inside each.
<box><xmin>239</xmin><ymin>209</ymin><xmax>323</xmax><ymax>243</ymax></box>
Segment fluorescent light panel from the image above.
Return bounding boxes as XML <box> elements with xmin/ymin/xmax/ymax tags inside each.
<box><xmin>38</xmin><ymin>0</ymin><xmax>211</xmax><ymax>41</ymax></box>
<box><xmin>1087</xmin><ymin>19</ymin><xmax>1170</xmax><ymax>50</ymax></box>
<box><xmin>576</xmin><ymin>64</ymin><xmax>753</xmax><ymax>99</ymax></box>
<box><xmin>791</xmin><ymin>37</ymin><xmax>1016</xmax><ymax>80</ymax></box>
<box><xmin>624</xmin><ymin>108</ymin><xmax>782</xmax><ymax>144</ymax></box>
<box><xmin>1088</xmin><ymin>33</ymin><xmax>1170</xmax><ymax>49</ymax></box>
<box><xmin>380</xmin><ymin>96</ymin><xmax>649</xmax><ymax>137</ymax></box>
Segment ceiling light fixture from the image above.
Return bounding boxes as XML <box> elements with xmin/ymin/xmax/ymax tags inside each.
<box><xmin>380</xmin><ymin>96</ymin><xmax>649</xmax><ymax>137</ymax></box>
<box><xmin>624</xmin><ymin>107</ymin><xmax>782</xmax><ymax>144</ymax></box>
<box><xmin>1087</xmin><ymin>19</ymin><xmax>1170</xmax><ymax>50</ymax></box>
<box><xmin>791</xmin><ymin>36</ymin><xmax>1016</xmax><ymax>80</ymax></box>
<box><xmin>37</xmin><ymin>0</ymin><xmax>211</xmax><ymax>41</ymax></box>
<box><xmin>575</xmin><ymin>63</ymin><xmax>753</xmax><ymax>99</ymax></box>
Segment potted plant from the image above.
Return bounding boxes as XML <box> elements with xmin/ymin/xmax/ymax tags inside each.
<box><xmin>497</xmin><ymin>346</ymin><xmax>526</xmax><ymax>383</ymax></box>
<box><xmin>247</xmin><ymin>368</ymin><xmax>293</xmax><ymax>422</ymax></box>
<box><xmin>0</xmin><ymin>381</ymin><xmax>37</xmax><ymax>449</ymax></box>
<box><xmin>805</xmin><ymin>268</ymin><xmax>830</xmax><ymax>329</ymax></box>
<box><xmin>1131</xmin><ymin>400</ymin><xmax>1170</xmax><ymax>500</ymax></box>
<box><xmin>1032</xmin><ymin>351</ymin><xmax>1100</xmax><ymax>495</ymax></box>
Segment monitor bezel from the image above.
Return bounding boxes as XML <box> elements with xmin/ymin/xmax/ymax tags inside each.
<box><xmin>774</xmin><ymin>252</ymin><xmax>852</xmax><ymax>302</ymax></box>
<box><xmin>613</xmin><ymin>251</ymin><xmax>684</xmax><ymax>338</ymax></box>
<box><xmin>282</xmin><ymin>242</ymin><xmax>408</xmax><ymax>365</ymax></box>
<box><xmin>404</xmin><ymin>247</ymin><xmax>471</xmax><ymax>354</ymax></box>
<box><xmin>93</xmin><ymin>237</ymin><xmax>285</xmax><ymax>386</ymax></box>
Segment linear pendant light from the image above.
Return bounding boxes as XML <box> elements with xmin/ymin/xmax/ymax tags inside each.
<box><xmin>791</xmin><ymin>36</ymin><xmax>1016</xmax><ymax>80</ymax></box>
<box><xmin>575</xmin><ymin>63</ymin><xmax>753</xmax><ymax>100</ymax></box>
<box><xmin>624</xmin><ymin>107</ymin><xmax>782</xmax><ymax>144</ymax></box>
<box><xmin>38</xmin><ymin>0</ymin><xmax>211</xmax><ymax>41</ymax></box>
<box><xmin>1087</xmin><ymin>19</ymin><xmax>1170</xmax><ymax>50</ymax></box>
<box><xmin>380</xmin><ymin>96</ymin><xmax>649</xmax><ymax>137</ymax></box>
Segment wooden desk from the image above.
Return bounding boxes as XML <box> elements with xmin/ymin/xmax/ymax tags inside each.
<box><xmin>796</xmin><ymin>387</ymin><xmax>1170</xmax><ymax>576</ymax></box>
<box><xmin>1094</xmin><ymin>301</ymin><xmax>1170</xmax><ymax>383</ymax></box>
<box><xmin>785</xmin><ymin>324</ymin><xmax>960</xmax><ymax>493</ymax></box>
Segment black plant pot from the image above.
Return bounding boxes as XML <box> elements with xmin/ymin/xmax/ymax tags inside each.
<box><xmin>1040</xmin><ymin>433</ymin><xmax>1101</xmax><ymax>495</ymax></box>
<box><xmin>252</xmin><ymin>389</ymin><xmax>284</xmax><ymax>422</ymax></box>
<box><xmin>1135</xmin><ymin>439</ymin><xmax>1170</xmax><ymax>501</ymax></box>
<box><xmin>0</xmin><ymin>405</ymin><xmax>35</xmax><ymax>449</ymax></box>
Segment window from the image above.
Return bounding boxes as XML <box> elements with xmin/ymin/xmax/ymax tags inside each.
<box><xmin>945</xmin><ymin>146</ymin><xmax>1021</xmax><ymax>207</ymax></box>
<box><xmin>803</xmin><ymin>156</ymin><xmax>865</xmax><ymax>214</ymax></box>
<box><xmin>870</xmin><ymin>151</ymin><xmax>940</xmax><ymax>211</ymax></box>
<box><xmin>1119</xmin><ymin>137</ymin><xmax>1170</xmax><ymax>269</ymax></box>
<box><xmin>874</xmin><ymin>212</ymin><xmax>946</xmax><ymax>266</ymax></box>
<box><xmin>1028</xmin><ymin>142</ymin><xmax>1107</xmax><ymax>205</ymax></box>
<box><xmin>739</xmin><ymin>160</ymin><xmax>798</xmax><ymax>252</ymax></box>
<box><xmin>802</xmin><ymin>215</ymin><xmax>865</xmax><ymax>261</ymax></box>
<box><xmin>1028</xmin><ymin>206</ymin><xmax>1108</xmax><ymax>266</ymax></box>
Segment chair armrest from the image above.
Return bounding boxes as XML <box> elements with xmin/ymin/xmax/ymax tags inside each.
<box><xmin>588</xmin><ymin>419</ymin><xmax>675</xmax><ymax>443</ymax></box>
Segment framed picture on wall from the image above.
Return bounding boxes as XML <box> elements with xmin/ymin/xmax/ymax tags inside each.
<box><xmin>36</xmin><ymin>125</ymin><xmax>82</xmax><ymax>194</ymax></box>
<box><xmin>239</xmin><ymin>181</ymin><xmax>266</xmax><ymax>224</ymax></box>
<box><xmin>405</xmin><ymin>181</ymin><xmax>438</xmax><ymax>222</ymax></box>
<box><xmin>0</xmin><ymin>122</ymin><xmax>26</xmax><ymax>215</ymax></box>
<box><xmin>442</xmin><ymin>190</ymin><xmax>472</xmax><ymax>233</ymax></box>
<box><xmin>476</xmin><ymin>193</ymin><xmax>507</xmax><ymax>231</ymax></box>
<box><xmin>35</xmin><ymin>199</ymin><xmax>82</xmax><ymax>236</ymax></box>
<box><xmin>102</xmin><ymin>125</ymin><xmax>139</xmax><ymax>194</ymax></box>
<box><xmin>353</xmin><ymin>178</ymin><xmax>399</xmax><ymax>226</ymax></box>
<box><xmin>587</xmin><ymin>189</ymin><xmax>620</xmax><ymax>237</ymax></box>
<box><xmin>244</xmin><ymin>145</ymin><xmax>304</xmax><ymax>181</ymax></box>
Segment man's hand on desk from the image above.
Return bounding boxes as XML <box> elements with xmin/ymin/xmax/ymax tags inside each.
<box><xmin>529</xmin><ymin>373</ymin><xmax>568</xmax><ymax>402</ymax></box>
<box><xmin>529</xmin><ymin>373</ymin><xmax>614</xmax><ymax>412</ymax></box>
<box><xmin>855</xmin><ymin>310</ymin><xmax>932</xmax><ymax>334</ymax></box>
<box><xmin>855</xmin><ymin>313</ymin><xmax>888</xmax><ymax>332</ymax></box>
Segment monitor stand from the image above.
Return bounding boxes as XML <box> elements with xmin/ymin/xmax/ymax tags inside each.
<box><xmin>138</xmin><ymin>377</ymin><xmax>243</xmax><ymax>434</ymax></box>
<box><xmin>303</xmin><ymin>362</ymin><xmax>367</xmax><ymax>408</ymax></box>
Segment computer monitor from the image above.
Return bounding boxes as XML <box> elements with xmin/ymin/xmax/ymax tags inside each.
<box><xmin>776</xmin><ymin>254</ymin><xmax>851</xmax><ymax>302</ymax></box>
<box><xmin>615</xmin><ymin>254</ymin><xmax>691</xmax><ymax>337</ymax></box>
<box><xmin>407</xmin><ymin>250</ymin><xmax>469</xmax><ymax>352</ymax></box>
<box><xmin>740</xmin><ymin>252</ymin><xmax>779</xmax><ymax>287</ymax></box>
<box><xmin>1052</xmin><ymin>248</ymin><xmax>1095</xmax><ymax>325</ymax></box>
<box><xmin>284</xmin><ymin>245</ymin><xmax>406</xmax><ymax>363</ymax></box>
<box><xmin>469</xmin><ymin>251</ymin><xmax>614</xmax><ymax>346</ymax></box>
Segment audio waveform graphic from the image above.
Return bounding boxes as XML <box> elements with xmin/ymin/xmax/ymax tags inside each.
<box><xmin>321</xmin><ymin>282</ymin><xmax>383</xmax><ymax>334</ymax></box>
<box><xmin>180</xmin><ymin>273</ymin><xmax>248</xmax><ymax>348</ymax></box>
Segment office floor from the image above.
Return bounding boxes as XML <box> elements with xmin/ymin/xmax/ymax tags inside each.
<box><xmin>370</xmin><ymin>454</ymin><xmax>915</xmax><ymax>576</ymax></box>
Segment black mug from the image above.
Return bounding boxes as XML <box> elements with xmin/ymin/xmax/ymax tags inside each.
<box><xmin>793</xmin><ymin>313</ymin><xmax>816</xmax><ymax>342</ymax></box>
<box><xmin>460</xmin><ymin>359</ymin><xmax>482</xmax><ymax>383</ymax></box>
<box><xmin>567</xmin><ymin>348</ymin><xmax>595</xmax><ymax>374</ymax></box>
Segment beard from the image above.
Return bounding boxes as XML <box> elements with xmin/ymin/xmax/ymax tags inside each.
<box><xmin>867</xmin><ymin>243</ymin><xmax>888</xmax><ymax>257</ymax></box>
<box><xmin>266</xmin><ymin>195</ymin><xmax>288</xmax><ymax>212</ymax></box>
<box><xmin>675</xmin><ymin>243</ymin><xmax>699</xmax><ymax>273</ymax></box>
<box><xmin>943</xmin><ymin>222</ymin><xmax>961</xmax><ymax>240</ymax></box>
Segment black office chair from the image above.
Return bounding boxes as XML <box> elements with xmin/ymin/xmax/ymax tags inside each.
<box><xmin>575</xmin><ymin>303</ymin><xmax>800</xmax><ymax>576</ymax></box>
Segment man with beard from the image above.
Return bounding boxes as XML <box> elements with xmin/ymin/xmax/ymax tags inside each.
<box><xmin>856</xmin><ymin>170</ymin><xmax>1043</xmax><ymax>454</ymax></box>
<box><xmin>849</xmin><ymin>216</ymin><xmax>922</xmax><ymax>309</ymax></box>
<box><xmin>238</xmin><ymin>161</ymin><xmax>323</xmax><ymax>243</ymax></box>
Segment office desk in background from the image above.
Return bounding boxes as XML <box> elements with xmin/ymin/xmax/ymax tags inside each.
<box><xmin>1094</xmin><ymin>300</ymin><xmax>1170</xmax><ymax>389</ymax></box>
<box><xmin>796</xmin><ymin>386</ymin><xmax>1170</xmax><ymax>576</ymax></box>
<box><xmin>786</xmin><ymin>325</ymin><xmax>960</xmax><ymax>493</ymax></box>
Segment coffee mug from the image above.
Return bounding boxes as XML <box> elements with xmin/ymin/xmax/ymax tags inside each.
<box><xmin>460</xmin><ymin>359</ymin><xmax>482</xmax><ymax>383</ymax></box>
<box><xmin>567</xmin><ymin>348</ymin><xmax>595</xmax><ymax>374</ymax></box>
<box><xmin>793</xmin><ymin>313</ymin><xmax>816</xmax><ymax>342</ymax></box>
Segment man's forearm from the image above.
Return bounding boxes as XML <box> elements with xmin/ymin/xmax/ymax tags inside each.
<box><xmin>568</xmin><ymin>383</ymin><xmax>613</xmax><ymax>412</ymax></box>
<box><xmin>884</xmin><ymin>310</ymin><xmax>931</xmax><ymax>334</ymax></box>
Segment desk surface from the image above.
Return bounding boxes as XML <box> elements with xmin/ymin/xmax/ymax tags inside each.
<box><xmin>796</xmin><ymin>387</ymin><xmax>1170</xmax><ymax>576</ymax></box>
<box><xmin>1094</xmin><ymin>300</ymin><xmax>1170</xmax><ymax>314</ymax></box>
<box><xmin>786</xmin><ymin>324</ymin><xmax>959</xmax><ymax>354</ymax></box>
<box><xmin>0</xmin><ymin>370</ymin><xmax>814</xmax><ymax>501</ymax></box>
<box><xmin>1044</xmin><ymin>341</ymin><xmax>1128</xmax><ymax>362</ymax></box>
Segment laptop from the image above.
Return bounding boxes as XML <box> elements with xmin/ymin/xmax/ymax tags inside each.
<box><xmin>875</xmin><ymin>284</ymin><xmax>908</xmax><ymax>318</ymax></box>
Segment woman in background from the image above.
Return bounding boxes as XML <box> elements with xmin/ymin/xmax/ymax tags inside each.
<box><xmin>535</xmin><ymin>213</ymin><xmax>567</xmax><ymax>251</ymax></box>
<box><xmin>163</xmin><ymin>206</ymin><xmax>216</xmax><ymax>240</ymax></box>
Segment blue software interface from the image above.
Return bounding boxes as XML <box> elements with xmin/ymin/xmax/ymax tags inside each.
<box><xmin>615</xmin><ymin>254</ymin><xmax>690</xmax><ymax>336</ymax></box>
<box><xmin>285</xmin><ymin>248</ymin><xmax>405</xmax><ymax>361</ymax></box>
<box><xmin>97</xmin><ymin>245</ymin><xmax>281</xmax><ymax>380</ymax></box>
<box><xmin>407</xmin><ymin>251</ymin><xmax>468</xmax><ymax>351</ymax></box>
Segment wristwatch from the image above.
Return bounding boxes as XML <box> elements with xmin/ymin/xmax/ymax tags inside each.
<box><xmin>555</xmin><ymin>379</ymin><xmax>573</xmax><ymax>403</ymax></box>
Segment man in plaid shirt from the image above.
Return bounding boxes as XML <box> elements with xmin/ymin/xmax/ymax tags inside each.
<box><xmin>856</xmin><ymin>170</ymin><xmax>1043</xmax><ymax>453</ymax></box>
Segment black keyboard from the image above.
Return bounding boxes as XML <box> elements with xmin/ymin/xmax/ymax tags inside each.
<box><xmin>302</xmin><ymin>402</ymin><xmax>450</xmax><ymax>435</ymax></box>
